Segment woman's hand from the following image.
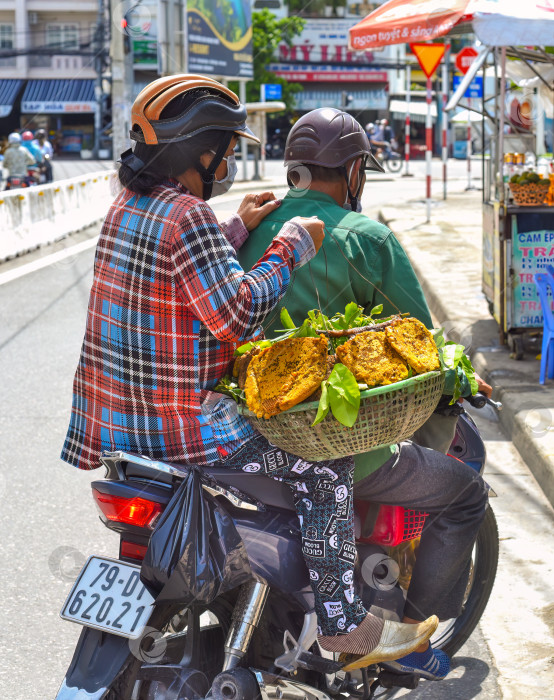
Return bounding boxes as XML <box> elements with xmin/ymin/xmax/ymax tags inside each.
<box><xmin>237</xmin><ymin>192</ymin><xmax>281</xmax><ymax>232</ymax></box>
<box><xmin>475</xmin><ymin>374</ymin><xmax>493</xmax><ymax>398</ymax></box>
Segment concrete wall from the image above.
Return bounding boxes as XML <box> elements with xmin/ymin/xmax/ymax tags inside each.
<box><xmin>0</xmin><ymin>170</ymin><xmax>115</xmax><ymax>261</ymax></box>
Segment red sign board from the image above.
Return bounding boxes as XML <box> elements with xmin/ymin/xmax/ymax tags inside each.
<box><xmin>410</xmin><ymin>43</ymin><xmax>446</xmax><ymax>79</ymax></box>
<box><xmin>455</xmin><ymin>47</ymin><xmax>478</xmax><ymax>74</ymax></box>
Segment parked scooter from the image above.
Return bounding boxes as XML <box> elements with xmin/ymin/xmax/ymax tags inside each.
<box><xmin>55</xmin><ymin>395</ymin><xmax>499</xmax><ymax>700</ymax></box>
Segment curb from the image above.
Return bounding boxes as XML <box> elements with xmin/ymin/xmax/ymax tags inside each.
<box><xmin>378</xmin><ymin>207</ymin><xmax>554</xmax><ymax>509</ymax></box>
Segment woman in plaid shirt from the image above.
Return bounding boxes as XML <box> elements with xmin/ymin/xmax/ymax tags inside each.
<box><xmin>61</xmin><ymin>75</ymin><xmax>436</xmax><ymax>661</ymax></box>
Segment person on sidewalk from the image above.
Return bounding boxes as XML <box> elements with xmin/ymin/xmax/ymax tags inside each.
<box><xmin>3</xmin><ymin>132</ymin><xmax>35</xmax><ymax>184</ymax></box>
<box><xmin>238</xmin><ymin>107</ymin><xmax>491</xmax><ymax>680</ymax></box>
<box><xmin>60</xmin><ymin>76</ymin><xmax>437</xmax><ymax>665</ymax></box>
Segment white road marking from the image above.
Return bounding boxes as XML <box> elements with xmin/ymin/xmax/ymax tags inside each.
<box><xmin>0</xmin><ymin>236</ymin><xmax>99</xmax><ymax>286</ymax></box>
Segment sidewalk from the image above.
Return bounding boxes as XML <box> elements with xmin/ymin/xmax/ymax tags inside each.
<box><xmin>377</xmin><ymin>190</ymin><xmax>554</xmax><ymax>508</ymax></box>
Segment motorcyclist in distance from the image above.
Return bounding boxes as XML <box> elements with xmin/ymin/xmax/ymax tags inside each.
<box><xmin>60</xmin><ymin>76</ymin><xmax>438</xmax><ymax>667</ymax></box>
<box><xmin>2</xmin><ymin>132</ymin><xmax>35</xmax><ymax>187</ymax></box>
<box><xmin>33</xmin><ymin>129</ymin><xmax>54</xmax><ymax>182</ymax></box>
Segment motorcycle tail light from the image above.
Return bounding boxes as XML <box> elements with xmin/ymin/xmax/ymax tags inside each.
<box><xmin>120</xmin><ymin>540</ymin><xmax>148</xmax><ymax>561</ymax></box>
<box><xmin>92</xmin><ymin>488</ymin><xmax>163</xmax><ymax>529</ymax></box>
<box><xmin>355</xmin><ymin>502</ymin><xmax>428</xmax><ymax>547</ymax></box>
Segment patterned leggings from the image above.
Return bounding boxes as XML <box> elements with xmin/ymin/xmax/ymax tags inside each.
<box><xmin>218</xmin><ymin>434</ymin><xmax>367</xmax><ymax>636</ymax></box>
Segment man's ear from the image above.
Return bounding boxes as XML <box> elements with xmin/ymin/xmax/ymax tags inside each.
<box><xmin>351</xmin><ymin>157</ymin><xmax>363</xmax><ymax>177</ymax></box>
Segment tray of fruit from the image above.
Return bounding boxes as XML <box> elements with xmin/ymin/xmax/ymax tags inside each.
<box><xmin>509</xmin><ymin>171</ymin><xmax>551</xmax><ymax>206</ymax></box>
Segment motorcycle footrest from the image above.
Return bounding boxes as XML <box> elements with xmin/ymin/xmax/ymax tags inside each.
<box><xmin>295</xmin><ymin>651</ymin><xmax>344</xmax><ymax>674</ymax></box>
<box><xmin>377</xmin><ymin>670</ymin><xmax>420</xmax><ymax>689</ymax></box>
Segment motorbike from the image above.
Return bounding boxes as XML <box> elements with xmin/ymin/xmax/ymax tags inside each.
<box><xmin>55</xmin><ymin>395</ymin><xmax>499</xmax><ymax>700</ymax></box>
<box><xmin>373</xmin><ymin>144</ymin><xmax>403</xmax><ymax>174</ymax></box>
<box><xmin>4</xmin><ymin>173</ymin><xmax>35</xmax><ymax>190</ymax></box>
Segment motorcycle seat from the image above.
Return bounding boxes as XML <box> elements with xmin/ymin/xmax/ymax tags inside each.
<box><xmin>202</xmin><ymin>467</ymin><xmax>296</xmax><ymax>512</ymax></box>
<box><xmin>121</xmin><ymin>455</ymin><xmax>296</xmax><ymax>512</ymax></box>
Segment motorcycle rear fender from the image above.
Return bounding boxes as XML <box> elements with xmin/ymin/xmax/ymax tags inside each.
<box><xmin>55</xmin><ymin>626</ymin><xmax>133</xmax><ymax>699</ymax></box>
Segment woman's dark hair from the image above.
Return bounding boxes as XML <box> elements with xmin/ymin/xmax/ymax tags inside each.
<box><xmin>118</xmin><ymin>88</ymin><xmax>227</xmax><ymax>196</ymax></box>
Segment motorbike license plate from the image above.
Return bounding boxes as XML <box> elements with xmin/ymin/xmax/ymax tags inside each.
<box><xmin>60</xmin><ymin>556</ymin><xmax>154</xmax><ymax>639</ymax></box>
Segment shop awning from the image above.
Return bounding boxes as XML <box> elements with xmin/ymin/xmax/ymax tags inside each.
<box><xmin>0</xmin><ymin>80</ymin><xmax>24</xmax><ymax>118</ymax></box>
<box><xmin>349</xmin><ymin>0</ymin><xmax>554</xmax><ymax>51</ymax></box>
<box><xmin>390</xmin><ymin>99</ymin><xmax>437</xmax><ymax>123</ymax></box>
<box><xmin>21</xmin><ymin>79</ymin><xmax>96</xmax><ymax>114</ymax></box>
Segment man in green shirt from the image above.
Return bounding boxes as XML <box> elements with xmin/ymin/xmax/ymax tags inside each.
<box><xmin>238</xmin><ymin>108</ymin><xmax>490</xmax><ymax>680</ymax></box>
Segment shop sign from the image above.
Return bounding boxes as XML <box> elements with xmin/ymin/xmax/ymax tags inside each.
<box><xmin>0</xmin><ymin>105</ymin><xmax>12</xmax><ymax>117</ymax></box>
<box><xmin>133</xmin><ymin>39</ymin><xmax>158</xmax><ymax>66</ymax></box>
<box><xmin>294</xmin><ymin>87</ymin><xmax>388</xmax><ymax>112</ymax></box>
<box><xmin>512</xmin><ymin>222</ymin><xmax>554</xmax><ymax>327</ymax></box>
<box><xmin>269</xmin><ymin>64</ymin><xmax>388</xmax><ymax>83</ymax></box>
<box><xmin>21</xmin><ymin>101</ymin><xmax>96</xmax><ymax>114</ymax></box>
<box><xmin>278</xmin><ymin>19</ymin><xmax>378</xmax><ymax>65</ymax></box>
<box><xmin>187</xmin><ymin>0</ymin><xmax>253</xmax><ymax>79</ymax></box>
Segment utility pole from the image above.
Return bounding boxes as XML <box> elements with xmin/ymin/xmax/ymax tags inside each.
<box><xmin>93</xmin><ymin>0</ymin><xmax>106</xmax><ymax>159</ymax></box>
<box><xmin>111</xmin><ymin>0</ymin><xmax>134</xmax><ymax>165</ymax></box>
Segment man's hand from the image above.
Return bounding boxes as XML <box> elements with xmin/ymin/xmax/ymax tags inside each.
<box><xmin>237</xmin><ymin>192</ymin><xmax>281</xmax><ymax>232</ymax></box>
<box><xmin>475</xmin><ymin>373</ymin><xmax>493</xmax><ymax>398</ymax></box>
<box><xmin>291</xmin><ymin>216</ymin><xmax>325</xmax><ymax>253</ymax></box>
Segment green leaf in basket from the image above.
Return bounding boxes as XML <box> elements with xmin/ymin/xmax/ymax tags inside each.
<box><xmin>369</xmin><ymin>303</ymin><xmax>383</xmax><ymax>318</ymax></box>
<box><xmin>280</xmin><ymin>307</ymin><xmax>296</xmax><ymax>330</ymax></box>
<box><xmin>344</xmin><ymin>302</ymin><xmax>362</xmax><ymax>326</ymax></box>
<box><xmin>327</xmin><ymin>363</ymin><xmax>361</xmax><ymax>427</ymax></box>
<box><xmin>440</xmin><ymin>342</ymin><xmax>464</xmax><ymax>369</ymax></box>
<box><xmin>431</xmin><ymin>327</ymin><xmax>446</xmax><ymax>348</ymax></box>
<box><xmin>459</xmin><ymin>353</ymin><xmax>479</xmax><ymax>397</ymax></box>
<box><xmin>294</xmin><ymin>319</ymin><xmax>319</xmax><ymax>338</ymax></box>
<box><xmin>311</xmin><ymin>382</ymin><xmax>330</xmax><ymax>426</ymax></box>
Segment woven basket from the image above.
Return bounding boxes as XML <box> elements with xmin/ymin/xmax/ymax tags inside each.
<box><xmin>509</xmin><ymin>182</ymin><xmax>550</xmax><ymax>206</ymax></box>
<box><xmin>238</xmin><ymin>370</ymin><xmax>445</xmax><ymax>462</ymax></box>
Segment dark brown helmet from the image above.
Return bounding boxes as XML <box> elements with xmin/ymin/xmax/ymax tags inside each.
<box><xmin>284</xmin><ymin>108</ymin><xmax>384</xmax><ymax>174</ymax></box>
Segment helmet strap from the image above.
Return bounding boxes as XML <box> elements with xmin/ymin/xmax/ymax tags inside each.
<box><xmin>196</xmin><ymin>132</ymin><xmax>233</xmax><ymax>200</ymax></box>
<box><xmin>341</xmin><ymin>157</ymin><xmax>364</xmax><ymax>211</ymax></box>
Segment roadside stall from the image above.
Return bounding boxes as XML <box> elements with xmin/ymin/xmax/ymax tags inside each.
<box><xmin>349</xmin><ymin>0</ymin><xmax>554</xmax><ymax>358</ymax></box>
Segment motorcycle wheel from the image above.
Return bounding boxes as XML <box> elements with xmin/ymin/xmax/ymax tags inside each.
<box><xmin>385</xmin><ymin>157</ymin><xmax>403</xmax><ymax>174</ymax></box>
<box><xmin>432</xmin><ymin>505</ymin><xmax>499</xmax><ymax>657</ymax></box>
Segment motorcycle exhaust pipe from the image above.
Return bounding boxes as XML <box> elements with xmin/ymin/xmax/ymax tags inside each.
<box><xmin>223</xmin><ymin>581</ymin><xmax>269</xmax><ymax>670</ymax></box>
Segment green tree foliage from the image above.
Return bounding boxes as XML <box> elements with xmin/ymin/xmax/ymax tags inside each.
<box><xmin>230</xmin><ymin>9</ymin><xmax>305</xmax><ymax>113</ymax></box>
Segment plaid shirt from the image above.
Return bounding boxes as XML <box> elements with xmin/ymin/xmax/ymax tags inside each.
<box><xmin>61</xmin><ymin>179</ymin><xmax>315</xmax><ymax>470</ymax></box>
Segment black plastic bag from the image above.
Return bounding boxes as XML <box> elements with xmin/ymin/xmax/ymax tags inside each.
<box><xmin>140</xmin><ymin>467</ymin><xmax>253</xmax><ymax>605</ymax></box>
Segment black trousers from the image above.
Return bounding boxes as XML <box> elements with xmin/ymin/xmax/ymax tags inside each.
<box><xmin>354</xmin><ymin>441</ymin><xmax>488</xmax><ymax>621</ymax></box>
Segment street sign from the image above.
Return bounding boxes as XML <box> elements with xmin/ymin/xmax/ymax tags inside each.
<box><xmin>410</xmin><ymin>43</ymin><xmax>446</xmax><ymax>79</ymax></box>
<box><xmin>455</xmin><ymin>47</ymin><xmax>478</xmax><ymax>75</ymax></box>
<box><xmin>261</xmin><ymin>84</ymin><xmax>283</xmax><ymax>101</ymax></box>
<box><xmin>453</xmin><ymin>75</ymin><xmax>483</xmax><ymax>99</ymax></box>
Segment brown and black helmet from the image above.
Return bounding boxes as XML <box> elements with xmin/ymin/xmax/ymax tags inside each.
<box><xmin>284</xmin><ymin>108</ymin><xmax>384</xmax><ymax>211</ymax></box>
<box><xmin>284</xmin><ymin>107</ymin><xmax>384</xmax><ymax>173</ymax></box>
<box><xmin>121</xmin><ymin>74</ymin><xmax>260</xmax><ymax>198</ymax></box>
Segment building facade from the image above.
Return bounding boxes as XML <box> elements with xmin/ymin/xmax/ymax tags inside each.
<box><xmin>0</xmin><ymin>0</ymin><xmax>104</xmax><ymax>154</ymax></box>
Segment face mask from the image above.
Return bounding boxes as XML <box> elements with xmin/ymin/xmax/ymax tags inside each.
<box><xmin>210</xmin><ymin>152</ymin><xmax>238</xmax><ymax>198</ymax></box>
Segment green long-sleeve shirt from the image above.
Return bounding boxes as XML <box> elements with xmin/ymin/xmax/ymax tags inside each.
<box><xmin>238</xmin><ymin>189</ymin><xmax>467</xmax><ymax>479</ymax></box>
